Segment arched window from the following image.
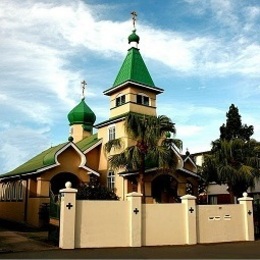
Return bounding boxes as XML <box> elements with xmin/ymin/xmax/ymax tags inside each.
<box><xmin>12</xmin><ymin>182</ymin><xmax>16</xmax><ymax>200</ymax></box>
<box><xmin>136</xmin><ymin>93</ymin><xmax>149</xmax><ymax>106</ymax></box>
<box><xmin>107</xmin><ymin>171</ymin><xmax>115</xmax><ymax>191</ymax></box>
<box><xmin>6</xmin><ymin>183</ymin><xmax>11</xmax><ymax>201</ymax></box>
<box><xmin>116</xmin><ymin>94</ymin><xmax>126</xmax><ymax>107</ymax></box>
<box><xmin>18</xmin><ymin>181</ymin><xmax>24</xmax><ymax>200</ymax></box>
<box><xmin>0</xmin><ymin>183</ymin><xmax>4</xmax><ymax>201</ymax></box>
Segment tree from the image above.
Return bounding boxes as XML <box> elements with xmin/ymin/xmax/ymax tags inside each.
<box><xmin>201</xmin><ymin>104</ymin><xmax>260</xmax><ymax>201</ymax></box>
<box><xmin>219</xmin><ymin>104</ymin><xmax>254</xmax><ymax>141</ymax></box>
<box><xmin>104</xmin><ymin>113</ymin><xmax>179</xmax><ymax>202</ymax></box>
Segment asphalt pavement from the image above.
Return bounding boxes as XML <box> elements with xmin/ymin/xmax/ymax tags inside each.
<box><xmin>1</xmin><ymin>221</ymin><xmax>260</xmax><ymax>259</ymax></box>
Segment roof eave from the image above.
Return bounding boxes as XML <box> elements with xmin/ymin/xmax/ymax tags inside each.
<box><xmin>103</xmin><ymin>81</ymin><xmax>164</xmax><ymax>96</ymax></box>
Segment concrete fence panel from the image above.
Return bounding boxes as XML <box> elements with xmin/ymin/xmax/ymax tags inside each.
<box><xmin>75</xmin><ymin>200</ymin><xmax>130</xmax><ymax>248</ymax></box>
<box><xmin>142</xmin><ymin>203</ymin><xmax>186</xmax><ymax>246</ymax></box>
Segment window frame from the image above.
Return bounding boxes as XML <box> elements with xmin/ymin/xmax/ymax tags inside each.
<box><xmin>108</xmin><ymin>125</ymin><xmax>116</xmax><ymax>141</ymax></box>
<box><xmin>116</xmin><ymin>94</ymin><xmax>126</xmax><ymax>107</ymax></box>
<box><xmin>107</xmin><ymin>171</ymin><xmax>115</xmax><ymax>191</ymax></box>
<box><xmin>136</xmin><ymin>93</ymin><xmax>149</xmax><ymax>106</ymax></box>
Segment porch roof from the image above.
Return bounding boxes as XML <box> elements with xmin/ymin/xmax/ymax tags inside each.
<box><xmin>0</xmin><ymin>134</ymin><xmax>102</xmax><ymax>180</ymax></box>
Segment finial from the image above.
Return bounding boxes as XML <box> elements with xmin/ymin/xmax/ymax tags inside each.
<box><xmin>131</xmin><ymin>11</ymin><xmax>137</xmax><ymax>30</ymax></box>
<box><xmin>81</xmin><ymin>80</ymin><xmax>87</xmax><ymax>100</ymax></box>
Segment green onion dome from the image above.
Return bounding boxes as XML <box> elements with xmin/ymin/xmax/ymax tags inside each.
<box><xmin>67</xmin><ymin>98</ymin><xmax>96</xmax><ymax>131</ymax></box>
<box><xmin>128</xmin><ymin>29</ymin><xmax>140</xmax><ymax>44</ymax></box>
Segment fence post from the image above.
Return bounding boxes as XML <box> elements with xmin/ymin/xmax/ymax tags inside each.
<box><xmin>238</xmin><ymin>192</ymin><xmax>254</xmax><ymax>241</ymax></box>
<box><xmin>126</xmin><ymin>192</ymin><xmax>142</xmax><ymax>247</ymax></box>
<box><xmin>181</xmin><ymin>194</ymin><xmax>197</xmax><ymax>245</ymax></box>
<box><xmin>59</xmin><ymin>181</ymin><xmax>78</xmax><ymax>249</ymax></box>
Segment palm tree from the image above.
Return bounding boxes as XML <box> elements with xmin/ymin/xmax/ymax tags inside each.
<box><xmin>201</xmin><ymin>138</ymin><xmax>260</xmax><ymax>202</ymax></box>
<box><xmin>104</xmin><ymin>113</ymin><xmax>179</xmax><ymax>202</ymax></box>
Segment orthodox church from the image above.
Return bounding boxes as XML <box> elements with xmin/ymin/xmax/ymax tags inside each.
<box><xmin>0</xmin><ymin>14</ymin><xmax>200</xmax><ymax>227</ymax></box>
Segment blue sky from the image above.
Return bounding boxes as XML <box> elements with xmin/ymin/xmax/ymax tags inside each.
<box><xmin>0</xmin><ymin>0</ymin><xmax>259</xmax><ymax>172</ymax></box>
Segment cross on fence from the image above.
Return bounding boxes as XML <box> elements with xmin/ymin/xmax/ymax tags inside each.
<box><xmin>133</xmin><ymin>208</ymin><xmax>139</xmax><ymax>214</ymax></box>
<box><xmin>66</xmin><ymin>203</ymin><xmax>73</xmax><ymax>210</ymax></box>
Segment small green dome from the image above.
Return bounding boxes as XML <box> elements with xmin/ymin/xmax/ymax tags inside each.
<box><xmin>68</xmin><ymin>136</ymin><xmax>74</xmax><ymax>142</ymax></box>
<box><xmin>67</xmin><ymin>98</ymin><xmax>96</xmax><ymax>127</ymax></box>
<box><xmin>128</xmin><ymin>29</ymin><xmax>140</xmax><ymax>44</ymax></box>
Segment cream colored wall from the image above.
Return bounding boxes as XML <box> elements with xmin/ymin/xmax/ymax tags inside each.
<box><xmin>0</xmin><ymin>202</ymin><xmax>24</xmax><ymax>222</ymax></box>
<box><xmin>97</xmin><ymin>120</ymin><xmax>129</xmax><ymax>197</ymax></box>
<box><xmin>70</xmin><ymin>124</ymin><xmax>91</xmax><ymax>143</ymax></box>
<box><xmin>75</xmin><ymin>200</ymin><xmax>130</xmax><ymax>248</ymax></box>
<box><xmin>27</xmin><ymin>197</ymin><xmax>50</xmax><ymax>227</ymax></box>
<box><xmin>142</xmin><ymin>204</ymin><xmax>186</xmax><ymax>245</ymax></box>
<box><xmin>109</xmin><ymin>85</ymin><xmax>157</xmax><ymax>118</ymax></box>
<box><xmin>41</xmin><ymin>147</ymin><xmax>90</xmax><ymax>184</ymax></box>
<box><xmin>197</xmin><ymin>204</ymin><xmax>245</xmax><ymax>243</ymax></box>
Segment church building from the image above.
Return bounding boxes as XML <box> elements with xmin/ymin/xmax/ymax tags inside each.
<box><xmin>0</xmin><ymin>14</ymin><xmax>200</xmax><ymax>227</ymax></box>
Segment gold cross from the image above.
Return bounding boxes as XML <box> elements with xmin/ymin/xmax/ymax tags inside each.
<box><xmin>131</xmin><ymin>11</ymin><xmax>137</xmax><ymax>29</ymax></box>
<box><xmin>81</xmin><ymin>80</ymin><xmax>87</xmax><ymax>99</ymax></box>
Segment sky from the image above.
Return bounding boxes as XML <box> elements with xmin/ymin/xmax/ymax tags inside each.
<box><xmin>0</xmin><ymin>0</ymin><xmax>259</xmax><ymax>173</ymax></box>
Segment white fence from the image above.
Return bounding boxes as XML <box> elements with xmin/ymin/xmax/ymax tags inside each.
<box><xmin>58</xmin><ymin>182</ymin><xmax>254</xmax><ymax>249</ymax></box>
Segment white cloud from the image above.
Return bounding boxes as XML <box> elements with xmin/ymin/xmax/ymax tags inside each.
<box><xmin>0</xmin><ymin>0</ymin><xmax>259</xmax><ymax>171</ymax></box>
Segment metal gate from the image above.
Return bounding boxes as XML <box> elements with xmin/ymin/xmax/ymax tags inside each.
<box><xmin>48</xmin><ymin>190</ymin><xmax>60</xmax><ymax>245</ymax></box>
<box><xmin>253</xmin><ymin>199</ymin><xmax>260</xmax><ymax>239</ymax></box>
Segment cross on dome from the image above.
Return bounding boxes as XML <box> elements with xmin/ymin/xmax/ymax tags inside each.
<box><xmin>81</xmin><ymin>80</ymin><xmax>87</xmax><ymax>100</ymax></box>
<box><xmin>131</xmin><ymin>11</ymin><xmax>137</xmax><ymax>29</ymax></box>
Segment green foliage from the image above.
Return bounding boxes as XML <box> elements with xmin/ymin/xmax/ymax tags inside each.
<box><xmin>220</xmin><ymin>104</ymin><xmax>254</xmax><ymax>141</ymax></box>
<box><xmin>201</xmin><ymin>104</ymin><xmax>260</xmax><ymax>198</ymax></box>
<box><xmin>77</xmin><ymin>182</ymin><xmax>119</xmax><ymax>200</ymax></box>
<box><xmin>104</xmin><ymin>113</ymin><xmax>178</xmax><ymax>173</ymax></box>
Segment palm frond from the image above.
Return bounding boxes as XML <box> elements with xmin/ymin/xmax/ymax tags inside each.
<box><xmin>103</xmin><ymin>138</ymin><xmax>122</xmax><ymax>154</ymax></box>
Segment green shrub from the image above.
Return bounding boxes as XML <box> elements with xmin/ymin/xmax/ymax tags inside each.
<box><xmin>77</xmin><ymin>183</ymin><xmax>119</xmax><ymax>200</ymax></box>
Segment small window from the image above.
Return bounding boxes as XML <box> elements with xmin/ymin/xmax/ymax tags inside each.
<box><xmin>107</xmin><ymin>171</ymin><xmax>115</xmax><ymax>191</ymax></box>
<box><xmin>116</xmin><ymin>95</ymin><xmax>126</xmax><ymax>107</ymax></box>
<box><xmin>209</xmin><ymin>195</ymin><xmax>218</xmax><ymax>205</ymax></box>
<box><xmin>108</xmin><ymin>126</ymin><xmax>116</xmax><ymax>141</ymax></box>
<box><xmin>136</xmin><ymin>94</ymin><xmax>149</xmax><ymax>106</ymax></box>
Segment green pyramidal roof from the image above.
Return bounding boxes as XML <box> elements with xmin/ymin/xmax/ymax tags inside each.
<box><xmin>113</xmin><ymin>47</ymin><xmax>155</xmax><ymax>88</ymax></box>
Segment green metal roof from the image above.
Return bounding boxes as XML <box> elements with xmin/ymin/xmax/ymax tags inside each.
<box><xmin>104</xmin><ymin>47</ymin><xmax>162</xmax><ymax>94</ymax></box>
<box><xmin>113</xmin><ymin>47</ymin><xmax>155</xmax><ymax>88</ymax></box>
<box><xmin>76</xmin><ymin>133</ymin><xmax>101</xmax><ymax>152</ymax></box>
<box><xmin>0</xmin><ymin>134</ymin><xmax>102</xmax><ymax>179</ymax></box>
<box><xmin>0</xmin><ymin>142</ymin><xmax>68</xmax><ymax>178</ymax></box>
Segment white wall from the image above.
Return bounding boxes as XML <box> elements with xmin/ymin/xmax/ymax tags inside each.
<box><xmin>142</xmin><ymin>204</ymin><xmax>186</xmax><ymax>245</ymax></box>
<box><xmin>197</xmin><ymin>204</ymin><xmax>245</xmax><ymax>243</ymax></box>
<box><xmin>75</xmin><ymin>201</ymin><xmax>130</xmax><ymax>248</ymax></box>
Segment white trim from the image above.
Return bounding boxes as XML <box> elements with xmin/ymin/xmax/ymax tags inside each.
<box><xmin>83</xmin><ymin>139</ymin><xmax>103</xmax><ymax>154</ymax></box>
<box><xmin>54</xmin><ymin>142</ymin><xmax>86</xmax><ymax>167</ymax></box>
<box><xmin>183</xmin><ymin>156</ymin><xmax>198</xmax><ymax>171</ymax></box>
<box><xmin>103</xmin><ymin>80</ymin><xmax>164</xmax><ymax>95</ymax></box>
<box><xmin>80</xmin><ymin>166</ymin><xmax>100</xmax><ymax>177</ymax></box>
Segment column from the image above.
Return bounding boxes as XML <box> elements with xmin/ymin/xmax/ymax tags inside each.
<box><xmin>126</xmin><ymin>192</ymin><xmax>142</xmax><ymax>247</ymax></box>
<box><xmin>59</xmin><ymin>181</ymin><xmax>78</xmax><ymax>249</ymax></box>
<box><xmin>238</xmin><ymin>192</ymin><xmax>254</xmax><ymax>241</ymax></box>
<box><xmin>181</xmin><ymin>194</ymin><xmax>197</xmax><ymax>245</ymax></box>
